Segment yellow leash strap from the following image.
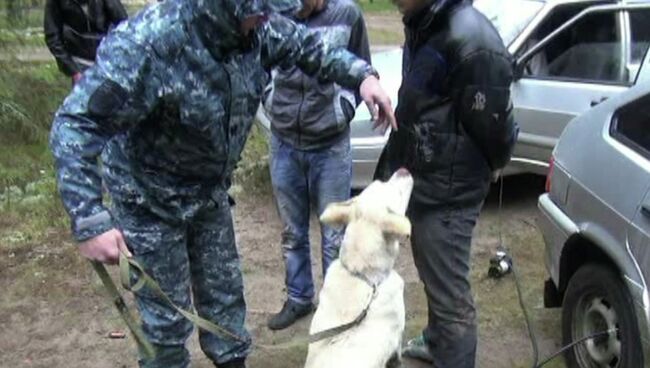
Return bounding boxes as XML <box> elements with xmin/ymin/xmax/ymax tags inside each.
<box><xmin>95</xmin><ymin>252</ymin><xmax>375</xmax><ymax>353</ymax></box>
<box><xmin>90</xmin><ymin>260</ymin><xmax>156</xmax><ymax>359</ymax></box>
<box><xmin>118</xmin><ymin>252</ymin><xmax>248</xmax><ymax>343</ymax></box>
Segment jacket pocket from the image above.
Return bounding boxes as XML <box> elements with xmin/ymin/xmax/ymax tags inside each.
<box><xmin>333</xmin><ymin>87</ymin><xmax>356</xmax><ymax>130</ymax></box>
<box><xmin>263</xmin><ymin>79</ymin><xmax>275</xmax><ymax>113</ymax></box>
<box><xmin>340</xmin><ymin>97</ymin><xmax>355</xmax><ymax>123</ymax></box>
<box><xmin>62</xmin><ymin>24</ymin><xmax>103</xmax><ymax>61</ymax></box>
<box><xmin>407</xmin><ymin>121</ymin><xmax>454</xmax><ymax>174</ymax></box>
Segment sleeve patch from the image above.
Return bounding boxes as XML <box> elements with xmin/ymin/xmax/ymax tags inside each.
<box><xmin>88</xmin><ymin>80</ymin><xmax>128</xmax><ymax>118</ymax></box>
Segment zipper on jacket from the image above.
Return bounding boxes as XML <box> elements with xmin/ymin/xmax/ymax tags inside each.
<box><xmin>221</xmin><ymin>61</ymin><xmax>233</xmax><ymax>185</ymax></box>
<box><xmin>296</xmin><ymin>70</ymin><xmax>306</xmax><ymax>147</ymax></box>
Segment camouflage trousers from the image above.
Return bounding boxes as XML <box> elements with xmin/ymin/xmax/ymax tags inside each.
<box><xmin>112</xmin><ymin>193</ymin><xmax>251</xmax><ymax>368</ymax></box>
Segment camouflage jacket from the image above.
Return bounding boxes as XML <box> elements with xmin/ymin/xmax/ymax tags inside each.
<box><xmin>50</xmin><ymin>0</ymin><xmax>377</xmax><ymax>242</ymax></box>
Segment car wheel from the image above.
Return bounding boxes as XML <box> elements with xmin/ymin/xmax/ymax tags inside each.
<box><xmin>562</xmin><ymin>263</ymin><xmax>643</xmax><ymax>368</ymax></box>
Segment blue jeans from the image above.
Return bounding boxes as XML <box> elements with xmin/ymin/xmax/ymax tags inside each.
<box><xmin>270</xmin><ymin>133</ymin><xmax>352</xmax><ymax>304</ymax></box>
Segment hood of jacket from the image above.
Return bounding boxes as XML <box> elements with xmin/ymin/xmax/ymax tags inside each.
<box><xmin>404</xmin><ymin>0</ymin><xmax>467</xmax><ymax>30</ymax></box>
<box><xmin>189</xmin><ymin>0</ymin><xmax>302</xmax><ymax>55</ymax></box>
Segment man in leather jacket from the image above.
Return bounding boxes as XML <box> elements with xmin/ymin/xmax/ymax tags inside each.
<box><xmin>44</xmin><ymin>0</ymin><xmax>127</xmax><ymax>83</ymax></box>
<box><xmin>49</xmin><ymin>0</ymin><xmax>395</xmax><ymax>367</ymax></box>
<box><xmin>375</xmin><ymin>0</ymin><xmax>517</xmax><ymax>366</ymax></box>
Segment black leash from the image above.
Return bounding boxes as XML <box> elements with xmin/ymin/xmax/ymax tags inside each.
<box><xmin>308</xmin><ymin>260</ymin><xmax>378</xmax><ymax>344</ymax></box>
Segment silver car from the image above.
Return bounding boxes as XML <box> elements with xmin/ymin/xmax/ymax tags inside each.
<box><xmin>508</xmin><ymin>0</ymin><xmax>650</xmax><ymax>175</ymax></box>
<box><xmin>538</xmin><ymin>81</ymin><xmax>650</xmax><ymax>367</ymax></box>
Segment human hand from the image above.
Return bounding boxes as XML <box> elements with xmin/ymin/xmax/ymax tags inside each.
<box><xmin>359</xmin><ymin>75</ymin><xmax>397</xmax><ymax>134</ymax></box>
<box><xmin>79</xmin><ymin>228</ymin><xmax>132</xmax><ymax>265</ymax></box>
<box><xmin>72</xmin><ymin>72</ymin><xmax>83</xmax><ymax>84</ymax></box>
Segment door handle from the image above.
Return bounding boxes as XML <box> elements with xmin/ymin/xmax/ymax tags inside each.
<box><xmin>591</xmin><ymin>97</ymin><xmax>608</xmax><ymax>107</ymax></box>
<box><xmin>642</xmin><ymin>204</ymin><xmax>650</xmax><ymax>217</ymax></box>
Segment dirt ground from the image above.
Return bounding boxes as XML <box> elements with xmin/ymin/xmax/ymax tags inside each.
<box><xmin>0</xmin><ymin>174</ymin><xmax>569</xmax><ymax>368</ymax></box>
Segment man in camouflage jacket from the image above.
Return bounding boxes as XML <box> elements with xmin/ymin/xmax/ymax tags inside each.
<box><xmin>49</xmin><ymin>0</ymin><xmax>395</xmax><ymax>367</ymax></box>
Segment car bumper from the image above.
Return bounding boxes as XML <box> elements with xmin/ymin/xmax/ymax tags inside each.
<box><xmin>538</xmin><ymin>193</ymin><xmax>578</xmax><ymax>286</ymax></box>
<box><xmin>350</xmin><ymin>136</ymin><xmax>386</xmax><ymax>189</ymax></box>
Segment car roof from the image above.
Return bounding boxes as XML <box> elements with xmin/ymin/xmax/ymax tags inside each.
<box><xmin>542</xmin><ymin>0</ymin><xmax>650</xmax><ymax>4</ymax></box>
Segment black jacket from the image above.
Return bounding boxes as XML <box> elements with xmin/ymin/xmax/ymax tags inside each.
<box><xmin>44</xmin><ymin>0</ymin><xmax>127</xmax><ymax>76</ymax></box>
<box><xmin>375</xmin><ymin>0</ymin><xmax>517</xmax><ymax>208</ymax></box>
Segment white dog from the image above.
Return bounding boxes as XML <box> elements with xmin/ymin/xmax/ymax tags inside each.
<box><xmin>304</xmin><ymin>168</ymin><xmax>414</xmax><ymax>368</ymax></box>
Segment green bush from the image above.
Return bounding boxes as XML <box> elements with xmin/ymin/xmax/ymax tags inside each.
<box><xmin>232</xmin><ymin>124</ymin><xmax>272</xmax><ymax>196</ymax></box>
<box><xmin>0</xmin><ymin>61</ymin><xmax>68</xmax><ymax>245</ymax></box>
<box><xmin>0</xmin><ymin>61</ymin><xmax>68</xmax><ymax>144</ymax></box>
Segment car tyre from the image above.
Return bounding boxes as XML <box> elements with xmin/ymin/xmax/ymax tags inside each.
<box><xmin>562</xmin><ymin>263</ymin><xmax>643</xmax><ymax>368</ymax></box>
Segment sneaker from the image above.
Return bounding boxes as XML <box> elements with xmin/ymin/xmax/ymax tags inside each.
<box><xmin>402</xmin><ymin>335</ymin><xmax>434</xmax><ymax>363</ymax></box>
<box><xmin>267</xmin><ymin>299</ymin><xmax>315</xmax><ymax>330</ymax></box>
<box><xmin>217</xmin><ymin>358</ymin><xmax>246</xmax><ymax>368</ymax></box>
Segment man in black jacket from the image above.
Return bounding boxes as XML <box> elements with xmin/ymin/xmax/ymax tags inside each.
<box><xmin>375</xmin><ymin>0</ymin><xmax>517</xmax><ymax>366</ymax></box>
<box><xmin>44</xmin><ymin>0</ymin><xmax>127</xmax><ymax>84</ymax></box>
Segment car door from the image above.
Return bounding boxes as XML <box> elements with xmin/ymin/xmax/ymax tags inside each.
<box><xmin>629</xmin><ymin>186</ymin><xmax>650</xmax><ymax>292</ymax></box>
<box><xmin>625</xmin><ymin>4</ymin><xmax>650</xmax><ymax>85</ymax></box>
<box><xmin>510</xmin><ymin>2</ymin><xmax>629</xmax><ymax>175</ymax></box>
<box><xmin>611</xmin><ymin>93</ymin><xmax>650</xmax><ymax>294</ymax></box>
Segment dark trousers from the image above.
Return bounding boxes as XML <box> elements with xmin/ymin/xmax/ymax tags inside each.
<box><xmin>408</xmin><ymin>201</ymin><xmax>483</xmax><ymax>368</ymax></box>
<box><xmin>112</xmin><ymin>192</ymin><xmax>251</xmax><ymax>368</ymax></box>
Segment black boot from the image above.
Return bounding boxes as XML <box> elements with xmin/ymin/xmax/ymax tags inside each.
<box><xmin>267</xmin><ymin>299</ymin><xmax>315</xmax><ymax>330</ymax></box>
<box><xmin>217</xmin><ymin>358</ymin><xmax>246</xmax><ymax>368</ymax></box>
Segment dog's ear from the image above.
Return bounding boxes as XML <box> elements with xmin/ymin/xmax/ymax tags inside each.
<box><xmin>380</xmin><ymin>213</ymin><xmax>411</xmax><ymax>237</ymax></box>
<box><xmin>320</xmin><ymin>199</ymin><xmax>355</xmax><ymax>226</ymax></box>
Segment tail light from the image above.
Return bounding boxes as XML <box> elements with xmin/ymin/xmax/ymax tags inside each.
<box><xmin>545</xmin><ymin>156</ymin><xmax>555</xmax><ymax>193</ymax></box>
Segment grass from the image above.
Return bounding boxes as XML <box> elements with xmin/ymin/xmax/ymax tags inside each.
<box><xmin>357</xmin><ymin>0</ymin><xmax>398</xmax><ymax>13</ymax></box>
<box><xmin>0</xmin><ymin>3</ymin><xmax>144</xmax><ymax>49</ymax></box>
<box><xmin>0</xmin><ymin>61</ymin><xmax>70</xmax><ymax>253</ymax></box>
<box><xmin>367</xmin><ymin>26</ymin><xmax>404</xmax><ymax>46</ymax></box>
<box><xmin>0</xmin><ymin>7</ymin><xmax>44</xmax><ymax>29</ymax></box>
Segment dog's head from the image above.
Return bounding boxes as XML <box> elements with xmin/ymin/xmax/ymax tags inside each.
<box><xmin>320</xmin><ymin>168</ymin><xmax>414</xmax><ymax>274</ymax></box>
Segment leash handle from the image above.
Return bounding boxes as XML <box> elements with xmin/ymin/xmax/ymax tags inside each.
<box><xmin>119</xmin><ymin>252</ymin><xmax>249</xmax><ymax>343</ymax></box>
<box><xmin>90</xmin><ymin>260</ymin><xmax>156</xmax><ymax>359</ymax></box>
<box><xmin>116</xmin><ymin>253</ymin><xmax>376</xmax><ymax>350</ymax></box>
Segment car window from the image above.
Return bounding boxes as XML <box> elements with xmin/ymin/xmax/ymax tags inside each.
<box><xmin>612</xmin><ymin>93</ymin><xmax>650</xmax><ymax>159</ymax></box>
<box><xmin>522</xmin><ymin>7</ymin><xmax>624</xmax><ymax>84</ymax></box>
<box><xmin>474</xmin><ymin>0</ymin><xmax>544</xmax><ymax>46</ymax></box>
<box><xmin>628</xmin><ymin>9</ymin><xmax>650</xmax><ymax>82</ymax></box>
<box><xmin>515</xmin><ymin>2</ymin><xmax>614</xmax><ymax>58</ymax></box>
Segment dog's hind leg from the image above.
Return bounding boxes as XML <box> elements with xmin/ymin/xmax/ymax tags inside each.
<box><xmin>386</xmin><ymin>351</ymin><xmax>402</xmax><ymax>368</ymax></box>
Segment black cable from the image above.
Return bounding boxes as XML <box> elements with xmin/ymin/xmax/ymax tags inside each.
<box><xmin>496</xmin><ymin>176</ymin><xmax>618</xmax><ymax>368</ymax></box>
<box><xmin>497</xmin><ymin>176</ymin><xmax>540</xmax><ymax>367</ymax></box>
<box><xmin>511</xmin><ymin>262</ymin><xmax>540</xmax><ymax>368</ymax></box>
<box><xmin>534</xmin><ymin>329</ymin><xmax>617</xmax><ymax>368</ymax></box>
